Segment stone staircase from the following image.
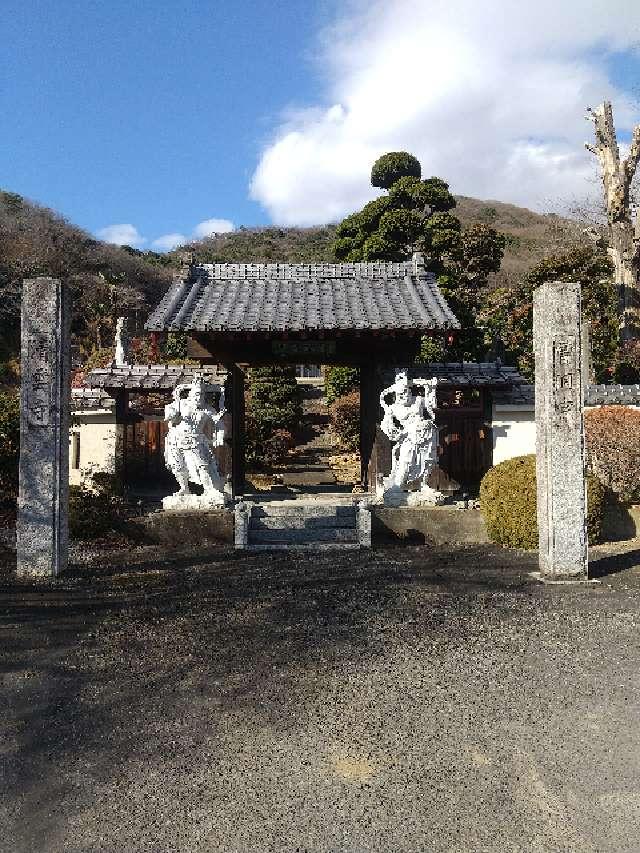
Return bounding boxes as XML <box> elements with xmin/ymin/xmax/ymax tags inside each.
<box><xmin>281</xmin><ymin>386</ymin><xmax>337</xmax><ymax>488</ymax></box>
<box><xmin>235</xmin><ymin>501</ymin><xmax>371</xmax><ymax>550</ymax></box>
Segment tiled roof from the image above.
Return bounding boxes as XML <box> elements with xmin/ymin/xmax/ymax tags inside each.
<box><xmin>585</xmin><ymin>384</ymin><xmax>640</xmax><ymax>406</ymax></box>
<box><xmin>84</xmin><ymin>363</ymin><xmax>225</xmax><ymax>391</ymax></box>
<box><xmin>492</xmin><ymin>384</ymin><xmax>535</xmax><ymax>406</ymax></box>
<box><xmin>145</xmin><ymin>257</ymin><xmax>459</xmax><ymax>333</ymax></box>
<box><xmin>382</xmin><ymin>362</ymin><xmax>528</xmax><ymax>387</ymax></box>
<box><xmin>71</xmin><ymin>387</ymin><xmax>115</xmax><ymax>411</ymax></box>
<box><xmin>494</xmin><ymin>383</ymin><xmax>640</xmax><ymax>407</ymax></box>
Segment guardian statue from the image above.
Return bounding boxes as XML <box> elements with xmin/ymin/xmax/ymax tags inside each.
<box><xmin>163</xmin><ymin>378</ymin><xmax>227</xmax><ymax>509</ymax></box>
<box><xmin>379</xmin><ymin>370</ymin><xmax>444</xmax><ymax>505</ymax></box>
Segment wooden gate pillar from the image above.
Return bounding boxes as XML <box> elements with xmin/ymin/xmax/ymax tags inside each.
<box><xmin>359</xmin><ymin>364</ymin><xmax>381</xmax><ymax>491</ymax></box>
<box><xmin>230</xmin><ymin>364</ymin><xmax>246</xmax><ymax>497</ymax></box>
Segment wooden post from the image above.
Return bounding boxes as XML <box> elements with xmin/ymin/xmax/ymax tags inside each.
<box><xmin>230</xmin><ymin>365</ymin><xmax>246</xmax><ymax>497</ymax></box>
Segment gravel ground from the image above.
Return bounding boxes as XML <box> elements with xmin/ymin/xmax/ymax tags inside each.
<box><xmin>2</xmin><ymin>540</ymin><xmax>640</xmax><ymax>852</ymax></box>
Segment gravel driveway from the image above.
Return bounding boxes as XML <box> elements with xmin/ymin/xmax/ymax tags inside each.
<box><xmin>2</xmin><ymin>541</ymin><xmax>640</xmax><ymax>852</ymax></box>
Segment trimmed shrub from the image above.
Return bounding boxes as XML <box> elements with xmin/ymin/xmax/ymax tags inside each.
<box><xmin>0</xmin><ymin>392</ymin><xmax>20</xmax><ymax>500</ymax></box>
<box><xmin>69</xmin><ymin>475</ymin><xmax>124</xmax><ymax>540</ymax></box>
<box><xmin>330</xmin><ymin>391</ymin><xmax>360</xmax><ymax>451</ymax></box>
<box><xmin>371</xmin><ymin>152</ymin><xmax>421</xmax><ymax>189</ymax></box>
<box><xmin>480</xmin><ymin>455</ymin><xmax>538</xmax><ymax>549</ymax></box>
<box><xmin>585</xmin><ymin>406</ymin><xmax>640</xmax><ymax>503</ymax></box>
<box><xmin>253</xmin><ymin>428</ymin><xmax>295</xmax><ymax>468</ymax></box>
<box><xmin>325</xmin><ymin>366</ymin><xmax>359</xmax><ymax>405</ymax></box>
<box><xmin>245</xmin><ymin>365</ymin><xmax>302</xmax><ymax>466</ymax></box>
<box><xmin>479</xmin><ymin>454</ymin><xmax>605</xmax><ymax>549</ymax></box>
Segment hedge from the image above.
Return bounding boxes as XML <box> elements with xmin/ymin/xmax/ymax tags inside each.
<box><xmin>585</xmin><ymin>406</ymin><xmax>640</xmax><ymax>503</ymax></box>
<box><xmin>479</xmin><ymin>454</ymin><xmax>605</xmax><ymax>549</ymax></box>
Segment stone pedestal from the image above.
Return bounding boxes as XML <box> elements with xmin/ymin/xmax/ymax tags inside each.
<box><xmin>17</xmin><ymin>278</ymin><xmax>71</xmax><ymax>577</ymax></box>
<box><xmin>380</xmin><ymin>484</ymin><xmax>445</xmax><ymax>507</ymax></box>
<box><xmin>356</xmin><ymin>501</ymin><xmax>372</xmax><ymax>547</ymax></box>
<box><xmin>533</xmin><ymin>281</ymin><xmax>587</xmax><ymax>581</ymax></box>
<box><xmin>162</xmin><ymin>491</ymin><xmax>226</xmax><ymax>511</ymax></box>
<box><xmin>234</xmin><ymin>501</ymin><xmax>250</xmax><ymax>548</ymax></box>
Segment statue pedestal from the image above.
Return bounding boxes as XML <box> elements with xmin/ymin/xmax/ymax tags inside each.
<box><xmin>162</xmin><ymin>491</ymin><xmax>227</xmax><ymax>511</ymax></box>
<box><xmin>381</xmin><ymin>484</ymin><xmax>445</xmax><ymax>507</ymax></box>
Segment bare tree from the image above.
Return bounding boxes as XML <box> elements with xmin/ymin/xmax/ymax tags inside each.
<box><xmin>586</xmin><ymin>102</ymin><xmax>640</xmax><ymax>342</ymax></box>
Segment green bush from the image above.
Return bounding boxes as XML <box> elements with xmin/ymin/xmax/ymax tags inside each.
<box><xmin>479</xmin><ymin>454</ymin><xmax>605</xmax><ymax>549</ymax></box>
<box><xmin>480</xmin><ymin>455</ymin><xmax>538</xmax><ymax>548</ymax></box>
<box><xmin>0</xmin><ymin>392</ymin><xmax>20</xmax><ymax>500</ymax></box>
<box><xmin>325</xmin><ymin>366</ymin><xmax>359</xmax><ymax>405</ymax></box>
<box><xmin>329</xmin><ymin>391</ymin><xmax>360</xmax><ymax>451</ymax></box>
<box><xmin>245</xmin><ymin>365</ymin><xmax>302</xmax><ymax>466</ymax></box>
<box><xmin>69</xmin><ymin>475</ymin><xmax>124</xmax><ymax>539</ymax></box>
<box><xmin>164</xmin><ymin>331</ymin><xmax>188</xmax><ymax>361</ymax></box>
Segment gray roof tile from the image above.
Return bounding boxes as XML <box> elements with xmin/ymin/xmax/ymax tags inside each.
<box><xmin>585</xmin><ymin>384</ymin><xmax>640</xmax><ymax>406</ymax></box>
<box><xmin>145</xmin><ymin>260</ymin><xmax>459</xmax><ymax>333</ymax></box>
<box><xmin>381</xmin><ymin>363</ymin><xmax>529</xmax><ymax>387</ymax></box>
<box><xmin>84</xmin><ymin>364</ymin><xmax>225</xmax><ymax>391</ymax></box>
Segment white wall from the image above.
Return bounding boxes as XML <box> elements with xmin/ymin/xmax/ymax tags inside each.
<box><xmin>492</xmin><ymin>404</ymin><xmax>536</xmax><ymax>465</ymax></box>
<box><xmin>69</xmin><ymin>410</ymin><xmax>119</xmax><ymax>486</ymax></box>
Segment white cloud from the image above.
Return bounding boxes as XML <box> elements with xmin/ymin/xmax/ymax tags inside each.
<box><xmin>192</xmin><ymin>218</ymin><xmax>235</xmax><ymax>238</ymax></box>
<box><xmin>97</xmin><ymin>218</ymin><xmax>235</xmax><ymax>253</ymax></box>
<box><xmin>250</xmin><ymin>0</ymin><xmax>640</xmax><ymax>225</ymax></box>
<box><xmin>96</xmin><ymin>223</ymin><xmax>146</xmax><ymax>247</ymax></box>
<box><xmin>151</xmin><ymin>233</ymin><xmax>187</xmax><ymax>251</ymax></box>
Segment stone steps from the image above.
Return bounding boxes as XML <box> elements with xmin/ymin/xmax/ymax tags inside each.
<box><xmin>249</xmin><ymin>528</ymin><xmax>359</xmax><ymax>544</ymax></box>
<box><xmin>235</xmin><ymin>502</ymin><xmax>370</xmax><ymax>550</ymax></box>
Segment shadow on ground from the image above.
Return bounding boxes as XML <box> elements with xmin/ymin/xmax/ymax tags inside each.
<box><xmin>2</xmin><ymin>539</ymin><xmax>640</xmax><ymax>851</ymax></box>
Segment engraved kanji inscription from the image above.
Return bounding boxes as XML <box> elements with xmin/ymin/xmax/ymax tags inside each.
<box><xmin>552</xmin><ymin>336</ymin><xmax>578</xmax><ymax>428</ymax></box>
<box><xmin>26</xmin><ymin>333</ymin><xmax>53</xmax><ymax>426</ymax></box>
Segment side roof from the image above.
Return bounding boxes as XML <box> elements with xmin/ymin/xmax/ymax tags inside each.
<box><xmin>145</xmin><ymin>256</ymin><xmax>460</xmax><ymax>334</ymax></box>
<box><xmin>84</xmin><ymin>363</ymin><xmax>226</xmax><ymax>391</ymax></box>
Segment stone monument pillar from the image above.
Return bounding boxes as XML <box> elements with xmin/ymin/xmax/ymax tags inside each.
<box><xmin>16</xmin><ymin>278</ymin><xmax>71</xmax><ymax>577</ymax></box>
<box><xmin>533</xmin><ymin>281</ymin><xmax>587</xmax><ymax>581</ymax></box>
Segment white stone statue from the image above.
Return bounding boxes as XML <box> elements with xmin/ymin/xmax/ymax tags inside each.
<box><xmin>378</xmin><ymin>370</ymin><xmax>444</xmax><ymax>506</ymax></box>
<box><xmin>162</xmin><ymin>378</ymin><xmax>227</xmax><ymax>510</ymax></box>
<box><xmin>114</xmin><ymin>317</ymin><xmax>129</xmax><ymax>366</ymax></box>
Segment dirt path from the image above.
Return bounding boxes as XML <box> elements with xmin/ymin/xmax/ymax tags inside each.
<box><xmin>2</xmin><ymin>541</ymin><xmax>640</xmax><ymax>851</ymax></box>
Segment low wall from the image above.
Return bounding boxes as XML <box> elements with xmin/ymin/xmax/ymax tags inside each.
<box><xmin>125</xmin><ymin>503</ymin><xmax>640</xmax><ymax>549</ymax></box>
<box><xmin>372</xmin><ymin>507</ymin><xmax>489</xmax><ymax>544</ymax></box>
<box><xmin>130</xmin><ymin>509</ymin><xmax>234</xmax><ymax>545</ymax></box>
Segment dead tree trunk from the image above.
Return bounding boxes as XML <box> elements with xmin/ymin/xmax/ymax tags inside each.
<box><xmin>586</xmin><ymin>101</ymin><xmax>640</xmax><ymax>342</ymax></box>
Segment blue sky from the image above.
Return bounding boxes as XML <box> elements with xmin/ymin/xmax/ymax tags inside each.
<box><xmin>2</xmin><ymin>1</ymin><xmax>640</xmax><ymax>247</ymax></box>
<box><xmin>1</xmin><ymin>0</ymin><xmax>333</xmax><ymax>243</ymax></box>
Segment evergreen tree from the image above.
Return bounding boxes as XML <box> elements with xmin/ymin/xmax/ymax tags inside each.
<box><xmin>333</xmin><ymin>152</ymin><xmax>506</xmax><ymax>360</ymax></box>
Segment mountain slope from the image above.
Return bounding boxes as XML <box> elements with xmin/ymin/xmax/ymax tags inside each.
<box><xmin>182</xmin><ymin>197</ymin><xmax>587</xmax><ymax>290</ymax></box>
<box><xmin>0</xmin><ymin>191</ymin><xmax>177</xmax><ymax>365</ymax></box>
<box><xmin>0</xmin><ymin>191</ymin><xmax>587</xmax><ymax>372</ymax></box>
